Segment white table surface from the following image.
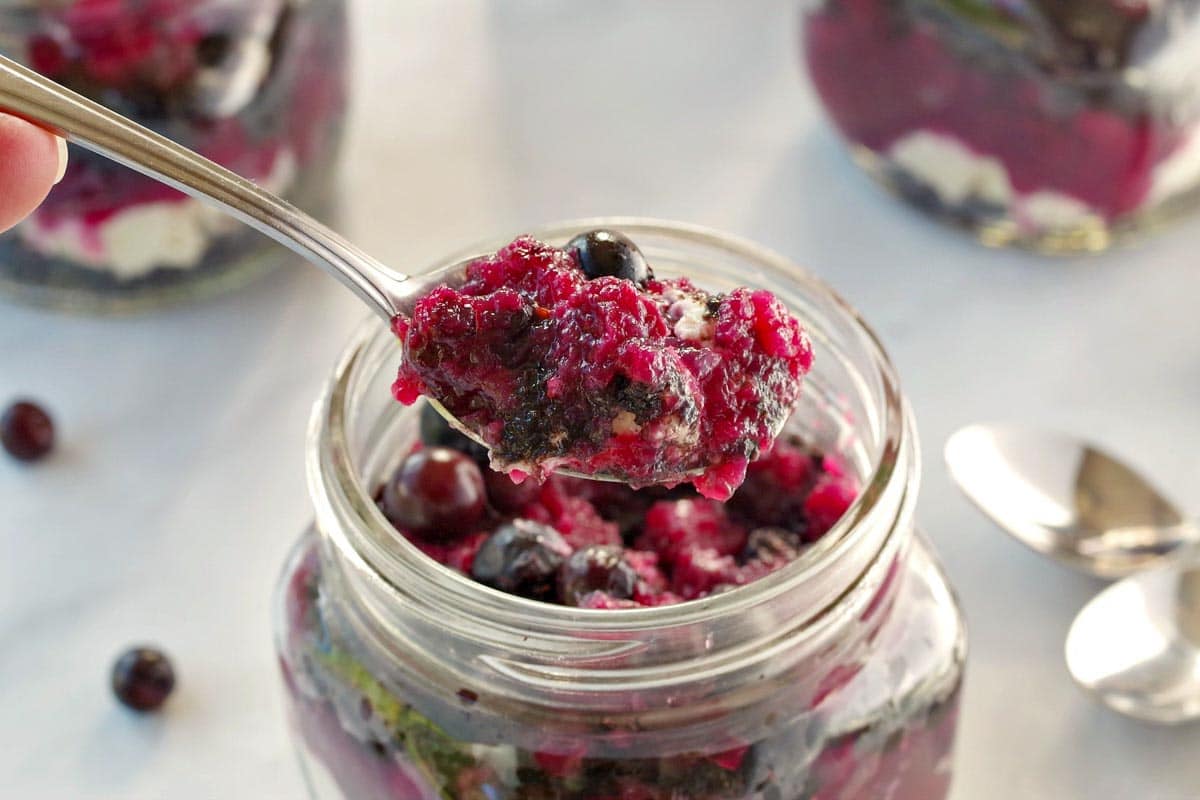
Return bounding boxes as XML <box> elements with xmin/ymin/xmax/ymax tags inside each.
<box><xmin>4</xmin><ymin>2</ymin><xmax>1200</xmax><ymax>798</ymax></box>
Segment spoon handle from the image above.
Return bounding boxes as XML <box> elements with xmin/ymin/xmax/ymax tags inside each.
<box><xmin>0</xmin><ymin>54</ymin><xmax>405</xmax><ymax>319</ymax></box>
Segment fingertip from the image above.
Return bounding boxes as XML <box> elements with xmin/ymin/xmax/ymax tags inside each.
<box><xmin>53</xmin><ymin>134</ymin><xmax>69</xmax><ymax>184</ymax></box>
<box><xmin>0</xmin><ymin>114</ymin><xmax>66</xmax><ymax>233</ymax></box>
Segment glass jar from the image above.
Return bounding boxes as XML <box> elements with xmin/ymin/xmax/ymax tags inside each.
<box><xmin>0</xmin><ymin>0</ymin><xmax>348</xmax><ymax>313</ymax></box>
<box><xmin>801</xmin><ymin>0</ymin><xmax>1200</xmax><ymax>253</ymax></box>
<box><xmin>274</xmin><ymin>220</ymin><xmax>967</xmax><ymax>800</ymax></box>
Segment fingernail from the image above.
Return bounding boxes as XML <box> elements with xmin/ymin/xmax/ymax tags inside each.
<box><xmin>53</xmin><ymin>136</ymin><xmax>68</xmax><ymax>184</ymax></box>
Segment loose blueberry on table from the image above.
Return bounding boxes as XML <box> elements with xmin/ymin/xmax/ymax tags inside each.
<box><xmin>111</xmin><ymin>646</ymin><xmax>176</xmax><ymax>712</ymax></box>
<box><xmin>0</xmin><ymin>399</ymin><xmax>55</xmax><ymax>462</ymax></box>
<box><xmin>391</xmin><ymin>232</ymin><xmax>814</xmax><ymax>501</ymax></box>
<box><xmin>378</xmin><ymin>410</ymin><xmax>856</xmax><ymax>608</ymax></box>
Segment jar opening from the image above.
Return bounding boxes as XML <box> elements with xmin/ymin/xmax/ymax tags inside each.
<box><xmin>309</xmin><ymin>218</ymin><xmax>917</xmax><ymax>657</ymax></box>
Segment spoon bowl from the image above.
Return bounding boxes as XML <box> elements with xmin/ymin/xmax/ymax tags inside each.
<box><xmin>427</xmin><ymin>397</ymin><xmax>710</xmax><ymax>485</ymax></box>
<box><xmin>1066</xmin><ymin>562</ymin><xmax>1200</xmax><ymax>724</ymax></box>
<box><xmin>945</xmin><ymin>423</ymin><xmax>1199</xmax><ymax>579</ymax></box>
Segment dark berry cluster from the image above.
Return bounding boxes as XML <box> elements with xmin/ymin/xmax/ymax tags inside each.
<box><xmin>376</xmin><ymin>405</ymin><xmax>857</xmax><ymax>608</ymax></box>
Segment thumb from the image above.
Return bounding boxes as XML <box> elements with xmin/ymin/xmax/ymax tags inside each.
<box><xmin>0</xmin><ymin>114</ymin><xmax>67</xmax><ymax>233</ymax></box>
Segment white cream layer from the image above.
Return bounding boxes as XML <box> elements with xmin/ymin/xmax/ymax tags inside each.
<box><xmin>887</xmin><ymin>130</ymin><xmax>1099</xmax><ymax>231</ymax></box>
<box><xmin>19</xmin><ymin>149</ymin><xmax>297</xmax><ymax>280</ymax></box>
<box><xmin>887</xmin><ymin>128</ymin><xmax>1200</xmax><ymax>231</ymax></box>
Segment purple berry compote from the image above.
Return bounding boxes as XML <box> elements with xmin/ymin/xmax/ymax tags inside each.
<box><xmin>376</xmin><ymin>407</ymin><xmax>857</xmax><ymax>608</ymax></box>
<box><xmin>391</xmin><ymin>232</ymin><xmax>814</xmax><ymax>501</ymax></box>
<box><xmin>0</xmin><ymin>0</ymin><xmax>347</xmax><ymax>311</ymax></box>
<box><xmin>275</xmin><ymin>223</ymin><xmax>966</xmax><ymax>800</ymax></box>
<box><xmin>802</xmin><ymin>0</ymin><xmax>1200</xmax><ymax>251</ymax></box>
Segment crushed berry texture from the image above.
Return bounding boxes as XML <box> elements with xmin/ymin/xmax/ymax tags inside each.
<box><xmin>391</xmin><ymin>235</ymin><xmax>813</xmax><ymax>500</ymax></box>
<box><xmin>380</xmin><ymin>425</ymin><xmax>858</xmax><ymax>608</ymax></box>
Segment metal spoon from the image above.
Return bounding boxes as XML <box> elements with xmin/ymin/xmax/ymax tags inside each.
<box><xmin>1066</xmin><ymin>562</ymin><xmax>1200</xmax><ymax>723</ymax></box>
<box><xmin>945</xmin><ymin>423</ymin><xmax>1199</xmax><ymax>579</ymax></box>
<box><xmin>0</xmin><ymin>55</ymin><xmax>711</xmax><ymax>485</ymax></box>
<box><xmin>0</xmin><ymin>53</ymin><xmax>414</xmax><ymax>320</ymax></box>
<box><xmin>948</xmin><ymin>423</ymin><xmax>1200</xmax><ymax>722</ymax></box>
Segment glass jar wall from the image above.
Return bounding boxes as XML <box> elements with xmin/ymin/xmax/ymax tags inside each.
<box><xmin>0</xmin><ymin>0</ymin><xmax>348</xmax><ymax>312</ymax></box>
<box><xmin>802</xmin><ymin>0</ymin><xmax>1200</xmax><ymax>253</ymax></box>
<box><xmin>274</xmin><ymin>221</ymin><xmax>967</xmax><ymax>799</ymax></box>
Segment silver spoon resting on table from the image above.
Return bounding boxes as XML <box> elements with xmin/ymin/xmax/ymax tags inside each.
<box><xmin>945</xmin><ymin>423</ymin><xmax>1198</xmax><ymax>579</ymax></box>
<box><xmin>0</xmin><ymin>54</ymin><xmax>712</xmax><ymax>485</ymax></box>
<box><xmin>1066</xmin><ymin>560</ymin><xmax>1200</xmax><ymax>724</ymax></box>
<box><xmin>946</xmin><ymin>423</ymin><xmax>1200</xmax><ymax>723</ymax></box>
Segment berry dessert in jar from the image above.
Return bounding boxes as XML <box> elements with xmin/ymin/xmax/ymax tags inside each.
<box><xmin>0</xmin><ymin>0</ymin><xmax>347</xmax><ymax>312</ymax></box>
<box><xmin>275</xmin><ymin>221</ymin><xmax>966</xmax><ymax>800</ymax></box>
<box><xmin>802</xmin><ymin>0</ymin><xmax>1200</xmax><ymax>252</ymax></box>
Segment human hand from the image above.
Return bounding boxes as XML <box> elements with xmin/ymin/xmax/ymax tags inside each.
<box><xmin>0</xmin><ymin>113</ymin><xmax>67</xmax><ymax>233</ymax></box>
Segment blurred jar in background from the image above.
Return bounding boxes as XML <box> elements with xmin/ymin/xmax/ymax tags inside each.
<box><xmin>801</xmin><ymin>0</ymin><xmax>1200</xmax><ymax>253</ymax></box>
<box><xmin>0</xmin><ymin>0</ymin><xmax>348</xmax><ymax>313</ymax></box>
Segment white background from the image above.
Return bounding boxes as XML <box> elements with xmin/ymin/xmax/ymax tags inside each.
<box><xmin>3</xmin><ymin>2</ymin><xmax>1200</xmax><ymax>798</ymax></box>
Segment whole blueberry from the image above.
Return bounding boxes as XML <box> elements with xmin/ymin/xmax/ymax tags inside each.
<box><xmin>558</xmin><ymin>545</ymin><xmax>638</xmax><ymax>607</ymax></box>
<box><xmin>419</xmin><ymin>403</ymin><xmax>489</xmax><ymax>465</ymax></box>
<box><xmin>383</xmin><ymin>448</ymin><xmax>487</xmax><ymax>541</ymax></box>
<box><xmin>483</xmin><ymin>470</ymin><xmax>541</xmax><ymax>513</ymax></box>
<box><xmin>471</xmin><ymin>519</ymin><xmax>571</xmax><ymax>600</ymax></box>
<box><xmin>0</xmin><ymin>400</ymin><xmax>55</xmax><ymax>462</ymax></box>
<box><xmin>111</xmin><ymin>647</ymin><xmax>176</xmax><ymax>712</ymax></box>
<box><xmin>566</xmin><ymin>229</ymin><xmax>652</xmax><ymax>285</ymax></box>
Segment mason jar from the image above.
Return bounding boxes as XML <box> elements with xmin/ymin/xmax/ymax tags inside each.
<box><xmin>274</xmin><ymin>220</ymin><xmax>967</xmax><ymax>800</ymax></box>
<box><xmin>0</xmin><ymin>0</ymin><xmax>348</xmax><ymax>312</ymax></box>
<box><xmin>801</xmin><ymin>0</ymin><xmax>1200</xmax><ymax>253</ymax></box>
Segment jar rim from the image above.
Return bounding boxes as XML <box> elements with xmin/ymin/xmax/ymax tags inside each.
<box><xmin>308</xmin><ymin>217</ymin><xmax>918</xmax><ymax>639</ymax></box>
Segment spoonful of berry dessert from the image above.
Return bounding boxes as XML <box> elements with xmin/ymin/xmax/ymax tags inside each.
<box><xmin>394</xmin><ymin>231</ymin><xmax>812</xmax><ymax>499</ymax></box>
<box><xmin>0</xmin><ymin>56</ymin><xmax>813</xmax><ymax>498</ymax></box>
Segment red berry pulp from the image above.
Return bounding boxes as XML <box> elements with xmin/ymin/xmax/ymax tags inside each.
<box><xmin>380</xmin><ymin>426</ymin><xmax>858</xmax><ymax>608</ymax></box>
<box><xmin>391</xmin><ymin>234</ymin><xmax>813</xmax><ymax>501</ymax></box>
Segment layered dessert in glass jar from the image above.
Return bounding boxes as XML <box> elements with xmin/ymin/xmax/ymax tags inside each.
<box><xmin>802</xmin><ymin>0</ymin><xmax>1200</xmax><ymax>252</ymax></box>
<box><xmin>274</xmin><ymin>221</ymin><xmax>967</xmax><ymax>799</ymax></box>
<box><xmin>0</xmin><ymin>0</ymin><xmax>348</xmax><ymax>312</ymax></box>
